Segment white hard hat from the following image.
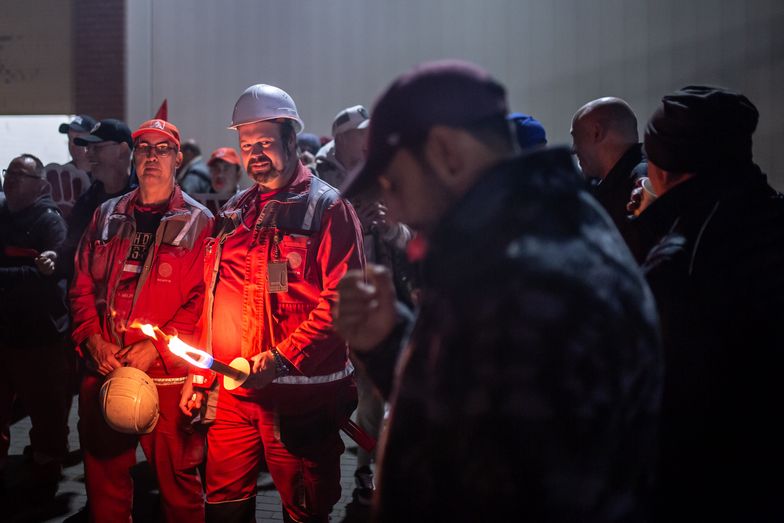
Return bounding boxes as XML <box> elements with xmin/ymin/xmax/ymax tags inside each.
<box><xmin>100</xmin><ymin>367</ymin><xmax>160</xmax><ymax>435</ymax></box>
<box><xmin>230</xmin><ymin>84</ymin><xmax>304</xmax><ymax>133</ymax></box>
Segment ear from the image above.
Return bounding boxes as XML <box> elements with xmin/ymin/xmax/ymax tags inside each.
<box><xmin>118</xmin><ymin>142</ymin><xmax>131</xmax><ymax>160</ymax></box>
<box><xmin>646</xmin><ymin>161</ymin><xmax>695</xmax><ymax>197</ymax></box>
<box><xmin>175</xmin><ymin>151</ymin><xmax>184</xmax><ymax>169</ymax></box>
<box><xmin>423</xmin><ymin>126</ymin><xmax>463</xmax><ymax>186</ymax></box>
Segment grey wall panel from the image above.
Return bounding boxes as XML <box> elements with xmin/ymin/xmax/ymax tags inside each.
<box><xmin>126</xmin><ymin>0</ymin><xmax>784</xmax><ymax>189</ymax></box>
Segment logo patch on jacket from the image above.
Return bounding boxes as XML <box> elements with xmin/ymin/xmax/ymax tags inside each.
<box><xmin>158</xmin><ymin>262</ymin><xmax>173</xmax><ymax>278</ymax></box>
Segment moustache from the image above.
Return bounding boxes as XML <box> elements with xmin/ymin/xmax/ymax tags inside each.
<box><xmin>248</xmin><ymin>155</ymin><xmax>271</xmax><ymax>167</ymax></box>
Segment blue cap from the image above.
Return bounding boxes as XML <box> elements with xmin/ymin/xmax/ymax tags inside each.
<box><xmin>507</xmin><ymin>112</ymin><xmax>547</xmax><ymax>149</ymax></box>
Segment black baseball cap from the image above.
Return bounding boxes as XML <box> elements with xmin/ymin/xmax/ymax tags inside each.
<box><xmin>58</xmin><ymin>114</ymin><xmax>97</xmax><ymax>134</ymax></box>
<box><xmin>341</xmin><ymin>59</ymin><xmax>508</xmax><ymax>198</ymax></box>
<box><xmin>74</xmin><ymin>118</ymin><xmax>133</xmax><ymax>148</ymax></box>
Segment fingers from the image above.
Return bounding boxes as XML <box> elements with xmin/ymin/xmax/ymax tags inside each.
<box><xmin>179</xmin><ymin>381</ymin><xmax>194</xmax><ymax>414</ymax></box>
<box><xmin>106</xmin><ymin>353</ymin><xmax>123</xmax><ymax>370</ymax></box>
<box><xmin>626</xmin><ymin>188</ymin><xmax>643</xmax><ymax>213</ymax></box>
<box><xmin>34</xmin><ymin>255</ymin><xmax>56</xmax><ymax>275</ymax></box>
<box><xmin>250</xmin><ymin>353</ymin><xmax>263</xmax><ymax>374</ymax></box>
<box><xmin>180</xmin><ymin>392</ymin><xmax>202</xmax><ymax>416</ymax></box>
<box><xmin>366</xmin><ymin>264</ymin><xmax>395</xmax><ymax>304</ymax></box>
<box><xmin>96</xmin><ymin>341</ymin><xmax>124</xmax><ymax>375</ymax></box>
<box><xmin>179</xmin><ymin>393</ymin><xmax>192</xmax><ymax>415</ymax></box>
<box><xmin>335</xmin><ymin>270</ymin><xmax>377</xmax><ymax>320</ymax></box>
<box><xmin>97</xmin><ymin>357</ymin><xmax>121</xmax><ymax>376</ymax></box>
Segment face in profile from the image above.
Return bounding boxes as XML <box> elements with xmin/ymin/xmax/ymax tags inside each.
<box><xmin>378</xmin><ymin>148</ymin><xmax>449</xmax><ymax>235</ymax></box>
<box><xmin>335</xmin><ymin>128</ymin><xmax>369</xmax><ymax>172</ymax></box>
<box><xmin>68</xmin><ymin>130</ymin><xmax>90</xmax><ymax>168</ymax></box>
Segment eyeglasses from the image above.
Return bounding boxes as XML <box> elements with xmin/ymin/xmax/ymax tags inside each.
<box><xmin>2</xmin><ymin>169</ymin><xmax>41</xmax><ymax>181</ymax></box>
<box><xmin>134</xmin><ymin>143</ymin><xmax>178</xmax><ymax>158</ymax></box>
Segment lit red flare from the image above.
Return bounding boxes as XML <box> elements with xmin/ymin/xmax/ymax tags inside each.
<box><xmin>132</xmin><ymin>322</ymin><xmax>246</xmax><ymax>380</ymax></box>
<box><xmin>130</xmin><ymin>323</ymin><xmax>376</xmax><ymax>449</ymax></box>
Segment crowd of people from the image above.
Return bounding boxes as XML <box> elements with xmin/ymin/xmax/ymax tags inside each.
<box><xmin>0</xmin><ymin>58</ymin><xmax>782</xmax><ymax>522</ymax></box>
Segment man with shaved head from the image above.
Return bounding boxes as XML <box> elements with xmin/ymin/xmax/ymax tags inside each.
<box><xmin>571</xmin><ymin>97</ymin><xmax>647</xmax><ymax>259</ymax></box>
<box><xmin>0</xmin><ymin>154</ymin><xmax>70</xmax><ymax>488</ymax></box>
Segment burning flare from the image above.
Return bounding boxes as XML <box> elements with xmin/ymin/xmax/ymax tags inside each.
<box><xmin>131</xmin><ymin>322</ymin><xmax>214</xmax><ymax>369</ymax></box>
<box><xmin>167</xmin><ymin>336</ymin><xmax>214</xmax><ymax>369</ymax></box>
<box><xmin>139</xmin><ymin>323</ymin><xmax>157</xmax><ymax>339</ymax></box>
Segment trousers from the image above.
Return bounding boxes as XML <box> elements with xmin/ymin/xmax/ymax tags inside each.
<box><xmin>206</xmin><ymin>378</ymin><xmax>355</xmax><ymax>522</ymax></box>
<box><xmin>79</xmin><ymin>372</ymin><xmax>205</xmax><ymax>523</ymax></box>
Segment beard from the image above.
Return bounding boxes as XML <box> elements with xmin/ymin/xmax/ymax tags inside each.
<box><xmin>247</xmin><ymin>150</ymin><xmax>291</xmax><ymax>185</ymax></box>
<box><xmin>249</xmin><ymin>164</ymin><xmax>281</xmax><ymax>184</ymax></box>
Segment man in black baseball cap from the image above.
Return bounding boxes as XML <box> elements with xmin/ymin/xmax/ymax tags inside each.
<box><xmin>59</xmin><ymin>114</ymin><xmax>97</xmax><ymax>173</ymax></box>
<box><xmin>73</xmin><ymin>118</ymin><xmax>133</xmax><ymax>148</ymax></box>
<box><xmin>58</xmin><ymin>114</ymin><xmax>97</xmax><ymax>135</ymax></box>
<box><xmin>57</xmin><ymin>118</ymin><xmax>134</xmax><ymax>281</ymax></box>
<box><xmin>334</xmin><ymin>60</ymin><xmax>661</xmax><ymax>521</ymax></box>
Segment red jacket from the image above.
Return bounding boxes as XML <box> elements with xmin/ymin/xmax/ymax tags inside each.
<box><xmin>70</xmin><ymin>186</ymin><xmax>214</xmax><ymax>379</ymax></box>
<box><xmin>202</xmin><ymin>163</ymin><xmax>364</xmax><ymax>384</ymax></box>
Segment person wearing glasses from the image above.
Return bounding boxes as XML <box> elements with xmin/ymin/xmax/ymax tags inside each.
<box><xmin>0</xmin><ymin>154</ymin><xmax>70</xmax><ymax>490</ymax></box>
<box><xmin>53</xmin><ymin>119</ymin><xmax>137</xmax><ymax>282</ymax></box>
<box><xmin>69</xmin><ymin>119</ymin><xmax>214</xmax><ymax>522</ymax></box>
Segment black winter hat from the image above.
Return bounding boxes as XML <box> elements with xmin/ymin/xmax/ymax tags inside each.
<box><xmin>644</xmin><ymin>85</ymin><xmax>758</xmax><ymax>174</ymax></box>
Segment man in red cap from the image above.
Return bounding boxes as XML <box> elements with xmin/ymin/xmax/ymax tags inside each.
<box><xmin>70</xmin><ymin>118</ymin><xmax>214</xmax><ymax>522</ymax></box>
<box><xmin>207</xmin><ymin>147</ymin><xmax>243</xmax><ymax>197</ymax></box>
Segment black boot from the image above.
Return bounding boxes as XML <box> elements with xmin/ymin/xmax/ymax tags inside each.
<box><xmin>206</xmin><ymin>497</ymin><xmax>256</xmax><ymax>523</ymax></box>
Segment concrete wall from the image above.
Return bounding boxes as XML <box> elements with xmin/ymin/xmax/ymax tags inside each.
<box><xmin>126</xmin><ymin>0</ymin><xmax>784</xmax><ymax>188</ymax></box>
<box><xmin>74</xmin><ymin>0</ymin><xmax>126</xmax><ymax>119</ymax></box>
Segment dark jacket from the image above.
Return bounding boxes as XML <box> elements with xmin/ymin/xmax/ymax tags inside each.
<box><xmin>361</xmin><ymin>148</ymin><xmax>662</xmax><ymax>522</ymax></box>
<box><xmin>177</xmin><ymin>159</ymin><xmax>212</xmax><ymax>195</ymax></box>
<box><xmin>60</xmin><ymin>179</ymin><xmax>134</xmax><ymax>282</ymax></box>
<box><xmin>0</xmin><ymin>194</ymin><xmax>69</xmax><ymax>348</ymax></box>
<box><xmin>638</xmin><ymin>166</ymin><xmax>784</xmax><ymax>521</ymax></box>
<box><xmin>590</xmin><ymin>143</ymin><xmax>648</xmax><ymax>261</ymax></box>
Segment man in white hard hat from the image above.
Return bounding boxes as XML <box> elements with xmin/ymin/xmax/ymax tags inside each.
<box><xmin>182</xmin><ymin>84</ymin><xmax>364</xmax><ymax>522</ymax></box>
<box><xmin>318</xmin><ymin>105</ymin><xmax>413</xmax><ymax>506</ymax></box>
<box><xmin>315</xmin><ymin>105</ymin><xmax>370</xmax><ymax>189</ymax></box>
<box><xmin>70</xmin><ymin>119</ymin><xmax>214</xmax><ymax>522</ymax></box>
